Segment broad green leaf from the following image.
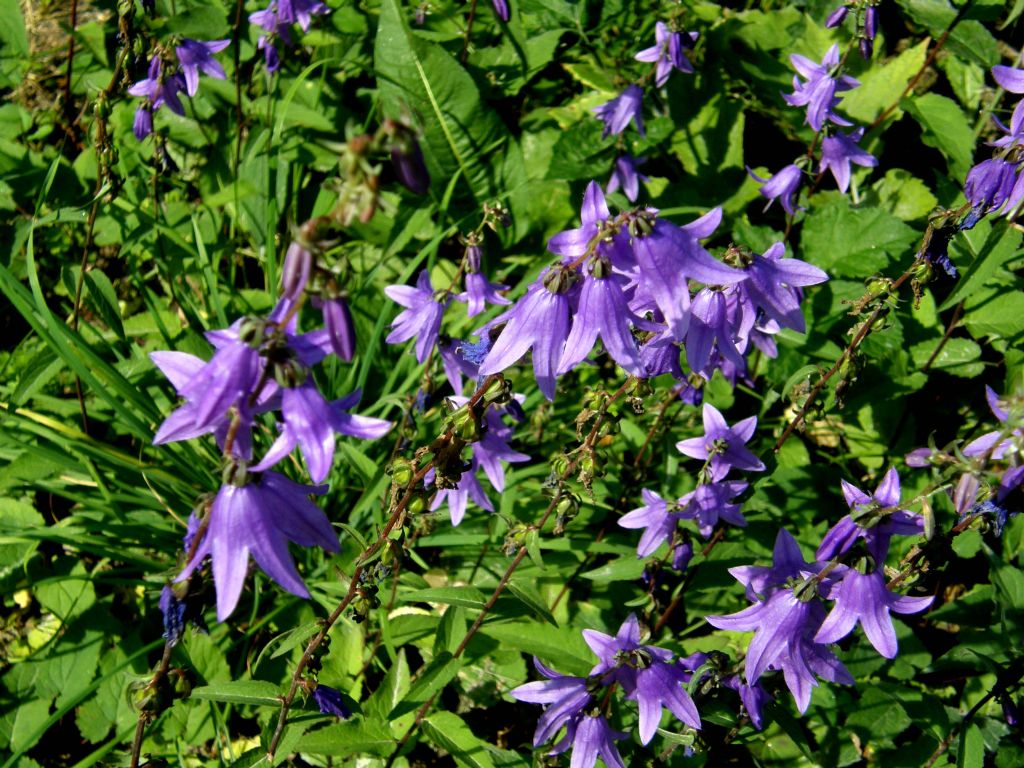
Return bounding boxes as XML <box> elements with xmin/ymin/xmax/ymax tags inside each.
<box><xmin>293</xmin><ymin>718</ymin><xmax>394</xmax><ymax>756</ymax></box>
<box><xmin>398</xmin><ymin>586</ymin><xmax>487</xmax><ymax>609</ymax></box>
<box><xmin>942</xmin><ymin>224</ymin><xmax>1023</xmax><ymax>310</ymax></box>
<box><xmin>842</xmin><ymin>40</ymin><xmax>929</xmax><ymax>124</ymax></box>
<box><xmin>909</xmin><ymin>337</ymin><xmax>983</xmax><ymax>377</ymax></box>
<box><xmin>799</xmin><ymin>194</ymin><xmax>919</xmax><ymax>277</ymax></box>
<box><xmin>389</xmin><ymin>651</ymin><xmax>463</xmax><ymax>718</ymax></box>
<box><xmin>190</xmin><ymin>680</ymin><xmax>283</xmax><ymax>707</ymax></box>
<box><xmin>423</xmin><ymin>711</ymin><xmax>497</xmax><ymax>768</ymax></box>
<box><xmin>903</xmin><ymin>93</ymin><xmax>975</xmax><ymax>181</ymax></box>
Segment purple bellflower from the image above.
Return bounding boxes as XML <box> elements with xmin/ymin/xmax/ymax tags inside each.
<box><xmin>429</xmin><ymin>459</ymin><xmax>494</xmax><ymax>526</ymax></box>
<box><xmin>606</xmin><ymin>155</ymin><xmax>648</xmax><ymax>202</ymax></box>
<box><xmin>737</xmin><ymin>242</ymin><xmax>828</xmax><ymax>334</ymax></box>
<box><xmin>816</xmin><ymin>468</ymin><xmax>924</xmax><ymax>563</ymax></box>
<box><xmin>459</xmin><ymin>243</ymin><xmax>510</xmax><ymax>317</ymax></box>
<box><xmin>313</xmin><ymin>685</ymin><xmax>352</xmax><ymax>718</ymax></box>
<box><xmin>510</xmin><ymin>658</ymin><xmax>592</xmax><ymax>753</ymax></box>
<box><xmin>582</xmin><ymin>615</ymin><xmax>701</xmax><ymax>742</ymax></box>
<box><xmin>966</xmin><ymin>158</ymin><xmax>1024</xmax><ymax>216</ymax></box>
<box><xmin>819</xmin><ymin>128</ymin><xmax>878</xmax><ymax>193</ymax></box>
<box><xmin>250</xmin><ymin>387</ymin><xmax>392</xmax><ymax>483</ymax></box>
<box><xmin>177</xmin><ymin>469</ymin><xmax>339</xmax><ymax>621</ymax></box>
<box><xmin>783</xmin><ymin>44</ymin><xmax>859</xmax><ymax>131</ymax></box>
<box><xmin>594</xmin><ymin>85</ymin><xmax>645</xmax><ymax>138</ymax></box>
<box><xmin>707</xmin><ymin>530</ymin><xmax>853</xmax><ymax>712</ymax></box>
<box><xmin>676</xmin><ymin>403</ymin><xmax>764</xmax><ymax>482</ymax></box>
<box><xmin>678</xmin><ymin>480</ymin><xmax>749</xmax><ymax>538</ymax></box>
<box><xmin>385</xmin><ymin>270</ymin><xmax>450</xmax><ymax>363</ymax></box>
<box><xmin>631</xmin><ymin>211</ymin><xmax>745</xmax><ymax>341</ymax></box>
<box><xmin>825</xmin><ymin>5</ymin><xmax>849</xmax><ymax>27</ymax></box>
<box><xmin>748</xmin><ymin>164</ymin><xmax>802</xmax><ymax>215</ymax></box>
<box><xmin>547</xmin><ymin>182</ymin><xmax>633</xmax><ymax>269</ymax></box>
<box><xmin>566</xmin><ymin>716</ymin><xmax>628</xmax><ymax>768</ymax></box>
<box><xmin>634</xmin><ymin>22</ymin><xmax>697</xmax><ymax>87</ymax></box>
<box><xmin>477</xmin><ymin>278</ymin><xmax>573</xmax><ymax>401</ymax></box>
<box><xmin>619</xmin><ymin>488</ymin><xmax>678</xmax><ymax>558</ymax></box>
<box><xmin>816</xmin><ymin>569</ymin><xmax>932</xmax><ymax>658</ymax></box>
<box><xmin>685</xmin><ymin>287</ymin><xmax>746</xmax><ymax>376</ymax></box>
<box><xmin>175</xmin><ymin>39</ymin><xmax>230</xmax><ymax>96</ymax></box>
<box><xmin>128</xmin><ymin>57</ymin><xmax>187</xmax><ymax>140</ymax></box>
<box><xmin>557</xmin><ymin>264</ymin><xmax>649</xmax><ymax>377</ymax></box>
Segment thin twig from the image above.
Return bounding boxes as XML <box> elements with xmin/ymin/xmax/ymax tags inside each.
<box><xmin>922</xmin><ymin>300</ymin><xmax>965</xmax><ymax>372</ymax></box>
<box><xmin>773</xmin><ymin>266</ymin><xmax>916</xmax><ymax>453</ymax></box>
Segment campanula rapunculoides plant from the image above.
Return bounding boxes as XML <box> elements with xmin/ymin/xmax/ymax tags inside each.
<box><xmin>4</xmin><ymin>1</ymin><xmax>1024</xmax><ymax>767</ymax></box>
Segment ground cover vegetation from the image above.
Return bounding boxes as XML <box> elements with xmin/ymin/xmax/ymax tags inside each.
<box><xmin>1</xmin><ymin>0</ymin><xmax>1023</xmax><ymax>766</ymax></box>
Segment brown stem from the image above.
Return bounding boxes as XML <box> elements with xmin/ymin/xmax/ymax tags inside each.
<box><xmin>383</xmin><ymin>379</ymin><xmax>635</xmax><ymax>765</ymax></box>
<box><xmin>460</xmin><ymin>0</ymin><xmax>479</xmax><ymax>64</ymax></box>
<box><xmin>128</xmin><ymin>641</ymin><xmax>175</xmax><ymax>768</ymax></box>
<box><xmin>63</xmin><ymin>0</ymin><xmax>79</xmax><ymax>135</ymax></box>
<box><xmin>773</xmin><ymin>266</ymin><xmax>916</xmax><ymax>453</ymax></box>
<box><xmin>922</xmin><ymin>300</ymin><xmax>964</xmax><ymax>372</ymax></box>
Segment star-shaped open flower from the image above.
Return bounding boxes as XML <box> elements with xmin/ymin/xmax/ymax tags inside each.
<box><xmin>385</xmin><ymin>269</ymin><xmax>449</xmax><ymax>363</ymax></box>
<box><xmin>676</xmin><ymin>404</ymin><xmax>764</xmax><ymax>481</ymax></box>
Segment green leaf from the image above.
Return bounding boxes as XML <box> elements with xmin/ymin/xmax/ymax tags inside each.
<box><xmin>479</xmin><ymin>622</ymin><xmax>593</xmax><ymax>676</ymax></box>
<box><xmin>505</xmin><ymin>578</ymin><xmax>557</xmax><ymax>626</ymax></box>
<box><xmin>83</xmin><ymin>269</ymin><xmax>126</xmax><ymax>342</ymax></box>
<box><xmin>908</xmin><ymin>337</ymin><xmax>983</xmax><ymax>377</ymax></box>
<box><xmin>580</xmin><ymin>555</ymin><xmax>646</xmax><ymax>583</ymax></box>
<box><xmin>846</xmin><ymin>687</ymin><xmax>913</xmax><ymax>744</ymax></box>
<box><xmin>903</xmin><ymin>93</ymin><xmax>975</xmax><ymax>181</ymax></box>
<box><xmin>958</xmin><ymin>722</ymin><xmax>985</xmax><ymax>768</ymax></box>
<box><xmin>389</xmin><ymin>652</ymin><xmax>463</xmax><ymax>718</ymax></box>
<box><xmin>374</xmin><ymin>0</ymin><xmax>528</xmax><ymax>231</ymax></box>
<box><xmin>942</xmin><ymin>224</ymin><xmax>1023</xmax><ymax>310</ymax></box>
<box><xmin>398</xmin><ymin>586</ymin><xmax>487</xmax><ymax>609</ymax></box>
<box><xmin>190</xmin><ymin>680</ymin><xmax>283</xmax><ymax>707</ymax></box>
<box><xmin>842</xmin><ymin>40</ymin><xmax>929</xmax><ymax>124</ymax></box>
<box><xmin>798</xmin><ymin>194</ymin><xmax>919</xmax><ymax>277</ymax></box>
<box><xmin>868</xmin><ymin>169</ymin><xmax>939</xmax><ymax>222</ymax></box>
<box><xmin>293</xmin><ymin>718</ymin><xmax>395</xmax><ymax>756</ymax></box>
<box><xmin>422</xmin><ymin>711</ymin><xmax>497</xmax><ymax>768</ymax></box>
<box><xmin>365</xmin><ymin>648</ymin><xmax>410</xmax><ymax>723</ymax></box>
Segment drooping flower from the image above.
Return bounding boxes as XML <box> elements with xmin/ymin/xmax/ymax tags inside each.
<box><xmin>510</xmin><ymin>658</ymin><xmax>592</xmax><ymax>750</ymax></box>
<box><xmin>177</xmin><ymin>469</ymin><xmax>340</xmax><ymax>621</ymax></box>
<box><xmin>593</xmin><ymin>85</ymin><xmax>645</xmax><ymax>138</ymax></box>
<box><xmin>783</xmin><ymin>44</ymin><xmax>859</xmax><ymax>131</ymax></box>
<box><xmin>557</xmin><ymin>264</ymin><xmax>649</xmax><ymax>377</ymax></box>
<box><xmin>819</xmin><ymin>128</ymin><xmax>878</xmax><ymax>193</ymax></box>
<box><xmin>385</xmin><ymin>270</ymin><xmax>450</xmax><ymax>363</ymax></box>
<box><xmin>491</xmin><ymin>0</ymin><xmax>510</xmax><ymax>21</ymax></box>
<box><xmin>128</xmin><ymin>57</ymin><xmax>187</xmax><ymax>140</ymax></box>
<box><xmin>631</xmin><ymin>212</ymin><xmax>744</xmax><ymax>341</ymax></box>
<box><xmin>737</xmin><ymin>242</ymin><xmax>829</xmax><ymax>334</ymax></box>
<box><xmin>815</xmin><ymin>569</ymin><xmax>933</xmax><ymax>657</ymax></box>
<box><xmin>676</xmin><ymin>403</ymin><xmax>764</xmax><ymax>481</ymax></box>
<box><xmin>477</xmin><ymin>278</ymin><xmax>573</xmax><ymax>401</ymax></box>
<box><xmin>965</xmin><ymin>158</ymin><xmax>1022</xmax><ymax>214</ymax></box>
<box><xmin>313</xmin><ymin>685</ymin><xmax>352</xmax><ymax>718</ymax></box>
<box><xmin>606</xmin><ymin>155</ymin><xmax>648</xmax><ymax>202</ymax></box>
<box><xmin>748</xmin><ymin>164</ymin><xmax>803</xmax><ymax>215</ymax></box>
<box><xmin>459</xmin><ymin>243</ymin><xmax>510</xmax><ymax>317</ymax></box>
<box><xmin>429</xmin><ymin>459</ymin><xmax>494</xmax><ymax>526</ymax></box>
<box><xmin>175</xmin><ymin>39</ymin><xmax>230</xmax><ymax>96</ymax></box>
<box><xmin>634</xmin><ymin>22</ymin><xmax>697</xmax><ymax>87</ymax></box>
<box><xmin>559</xmin><ymin>715</ymin><xmax>628</xmax><ymax>768</ymax></box>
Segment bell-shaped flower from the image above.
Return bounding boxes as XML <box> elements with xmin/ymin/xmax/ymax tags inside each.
<box><xmin>477</xmin><ymin>278</ymin><xmax>573</xmax><ymax>401</ymax></box>
<box><xmin>510</xmin><ymin>658</ymin><xmax>592</xmax><ymax>749</ymax></box>
<box><xmin>748</xmin><ymin>164</ymin><xmax>803</xmax><ymax>215</ymax></box>
<box><xmin>782</xmin><ymin>44</ymin><xmax>858</xmax><ymax>131</ymax></box>
<box><xmin>606</xmin><ymin>155</ymin><xmax>648</xmax><ymax>202</ymax></box>
<box><xmin>175</xmin><ymin>39</ymin><xmax>230</xmax><ymax>96</ymax></box>
<box><xmin>815</xmin><ymin>569</ymin><xmax>933</xmax><ymax>657</ymax></box>
<box><xmin>738</xmin><ymin>242</ymin><xmax>828</xmax><ymax>334</ymax></box>
<box><xmin>177</xmin><ymin>469</ymin><xmax>339</xmax><ymax>621</ymax></box>
<box><xmin>819</xmin><ymin>128</ymin><xmax>877</xmax><ymax>193</ymax></box>
<box><xmin>593</xmin><ymin>85</ymin><xmax>645</xmax><ymax>138</ymax></box>
<box><xmin>634</xmin><ymin>22</ymin><xmax>697</xmax><ymax>86</ymax></box>
<box><xmin>677</xmin><ymin>480</ymin><xmax>748</xmax><ymax>538</ymax></box>
<box><xmin>619</xmin><ymin>489</ymin><xmax>677</xmax><ymax>558</ymax></box>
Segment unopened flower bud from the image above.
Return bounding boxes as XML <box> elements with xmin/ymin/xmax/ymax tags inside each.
<box><xmin>282</xmin><ymin>242</ymin><xmax>312</xmax><ymax>300</ymax></box>
<box><xmin>825</xmin><ymin>5</ymin><xmax>848</xmax><ymax>27</ymax></box>
<box><xmin>389</xmin><ymin>458</ymin><xmax>415</xmax><ymax>487</ymax></box>
<box><xmin>391</xmin><ymin>140</ymin><xmax>430</xmax><ymax>195</ymax></box>
<box><xmin>319</xmin><ymin>297</ymin><xmax>356</xmax><ymax>361</ymax></box>
<box><xmin>864</xmin><ymin>6</ymin><xmax>878</xmax><ymax>39</ymax></box>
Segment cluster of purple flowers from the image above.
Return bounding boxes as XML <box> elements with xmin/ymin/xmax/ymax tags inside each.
<box><xmin>750</xmin><ymin>44</ymin><xmax>877</xmax><ymax>213</ymax></box>
<box><xmin>906</xmin><ymin>386</ymin><xmax>1022</xmax><ymax>534</ymax></box>
<box><xmin>152</xmin><ymin>240</ymin><xmax>392</xmax><ymax>621</ymax></box>
<box><xmin>445</xmin><ymin>182</ymin><xmax>827</xmax><ymax>401</ymax></box>
<box><xmin>590</xmin><ymin>21</ymin><xmax>698</xmax><ymax>203</ymax></box>
<box><xmin>620</xmin><ymin>403</ymin><xmax>763</xmax><ymax>570</ymax></box>
<box><xmin>965</xmin><ymin>62</ymin><xmax>1024</xmax><ymax>219</ymax></box>
<box><xmin>511</xmin><ymin>615</ymin><xmax>700</xmax><ymax>767</ymax></box>
<box><xmin>250</xmin><ymin>0</ymin><xmax>330</xmax><ymax>72</ymax></box>
<box><xmin>708</xmin><ymin>469</ymin><xmax>932</xmax><ymax>713</ymax></box>
<box><xmin>129</xmin><ymin>39</ymin><xmax>229</xmax><ymax>141</ymax></box>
